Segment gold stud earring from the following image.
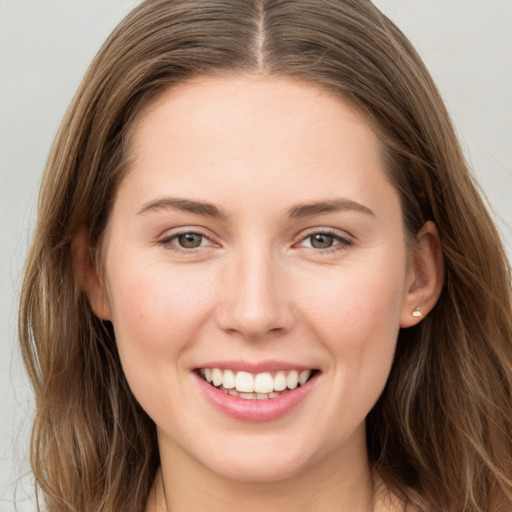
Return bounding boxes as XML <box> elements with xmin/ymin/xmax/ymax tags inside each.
<box><xmin>411</xmin><ymin>306</ymin><xmax>422</xmax><ymax>318</ymax></box>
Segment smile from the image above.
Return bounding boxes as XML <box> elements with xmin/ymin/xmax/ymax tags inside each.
<box><xmin>198</xmin><ymin>368</ymin><xmax>315</xmax><ymax>400</ymax></box>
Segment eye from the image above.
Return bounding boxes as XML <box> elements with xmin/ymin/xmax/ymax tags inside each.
<box><xmin>297</xmin><ymin>230</ymin><xmax>352</xmax><ymax>251</ymax></box>
<box><xmin>175</xmin><ymin>232</ymin><xmax>206</xmax><ymax>249</ymax></box>
<box><xmin>308</xmin><ymin>233</ymin><xmax>337</xmax><ymax>249</ymax></box>
<box><xmin>159</xmin><ymin>231</ymin><xmax>212</xmax><ymax>251</ymax></box>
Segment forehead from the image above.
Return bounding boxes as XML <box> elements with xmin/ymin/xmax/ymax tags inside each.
<box><xmin>132</xmin><ymin>75</ymin><xmax>373</xmax><ymax>153</ymax></box>
<box><xmin>118</xmin><ymin>75</ymin><xmax>397</xmax><ymax>218</ymax></box>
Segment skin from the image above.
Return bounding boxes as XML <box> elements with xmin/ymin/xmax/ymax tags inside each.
<box><xmin>77</xmin><ymin>75</ymin><xmax>443</xmax><ymax>512</ymax></box>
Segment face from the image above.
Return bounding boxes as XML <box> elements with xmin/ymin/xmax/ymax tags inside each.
<box><xmin>89</xmin><ymin>76</ymin><xmax>422</xmax><ymax>483</ymax></box>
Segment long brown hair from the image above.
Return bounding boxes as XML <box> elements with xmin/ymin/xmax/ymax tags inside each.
<box><xmin>19</xmin><ymin>1</ymin><xmax>512</xmax><ymax>510</ymax></box>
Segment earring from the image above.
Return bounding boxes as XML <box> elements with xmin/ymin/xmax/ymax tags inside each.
<box><xmin>411</xmin><ymin>306</ymin><xmax>422</xmax><ymax>318</ymax></box>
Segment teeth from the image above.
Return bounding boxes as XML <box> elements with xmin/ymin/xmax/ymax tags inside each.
<box><xmin>274</xmin><ymin>371</ymin><xmax>287</xmax><ymax>391</ymax></box>
<box><xmin>212</xmin><ymin>368</ymin><xmax>223</xmax><ymax>387</ymax></box>
<box><xmin>299</xmin><ymin>370</ymin><xmax>311</xmax><ymax>386</ymax></box>
<box><xmin>286</xmin><ymin>370</ymin><xmax>299</xmax><ymax>389</ymax></box>
<box><xmin>239</xmin><ymin>392</ymin><xmax>256</xmax><ymax>400</ymax></box>
<box><xmin>223</xmin><ymin>369</ymin><xmax>236</xmax><ymax>389</ymax></box>
<box><xmin>200</xmin><ymin>368</ymin><xmax>314</xmax><ymax>396</ymax></box>
<box><xmin>254</xmin><ymin>372</ymin><xmax>274</xmax><ymax>393</ymax></box>
<box><xmin>235</xmin><ymin>371</ymin><xmax>254</xmax><ymax>392</ymax></box>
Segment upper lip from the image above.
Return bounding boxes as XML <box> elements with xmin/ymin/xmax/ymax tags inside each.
<box><xmin>195</xmin><ymin>360</ymin><xmax>317</xmax><ymax>373</ymax></box>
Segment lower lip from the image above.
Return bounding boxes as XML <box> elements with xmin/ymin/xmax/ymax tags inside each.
<box><xmin>194</xmin><ymin>372</ymin><xmax>317</xmax><ymax>422</ymax></box>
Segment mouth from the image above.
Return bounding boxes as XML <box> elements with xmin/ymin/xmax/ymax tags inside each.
<box><xmin>196</xmin><ymin>367</ymin><xmax>319</xmax><ymax>400</ymax></box>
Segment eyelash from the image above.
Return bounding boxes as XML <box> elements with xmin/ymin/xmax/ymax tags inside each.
<box><xmin>158</xmin><ymin>230</ymin><xmax>214</xmax><ymax>254</ymax></box>
<box><xmin>157</xmin><ymin>229</ymin><xmax>354</xmax><ymax>254</ymax></box>
<box><xmin>295</xmin><ymin>229</ymin><xmax>354</xmax><ymax>253</ymax></box>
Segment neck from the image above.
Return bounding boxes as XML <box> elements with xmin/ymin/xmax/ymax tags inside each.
<box><xmin>149</xmin><ymin>428</ymin><xmax>374</xmax><ymax>512</ymax></box>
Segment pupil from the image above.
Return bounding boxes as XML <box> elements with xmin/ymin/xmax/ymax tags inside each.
<box><xmin>312</xmin><ymin>233</ymin><xmax>333</xmax><ymax>249</ymax></box>
<box><xmin>179</xmin><ymin>233</ymin><xmax>202</xmax><ymax>248</ymax></box>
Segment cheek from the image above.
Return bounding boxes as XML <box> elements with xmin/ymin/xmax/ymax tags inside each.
<box><xmin>299</xmin><ymin>260</ymin><xmax>405</xmax><ymax>343</ymax></box>
<box><xmin>306</xmin><ymin>266</ymin><xmax>404</xmax><ymax>413</ymax></box>
<box><xmin>105</xmin><ymin>259</ymin><xmax>216</xmax><ymax>372</ymax></box>
<box><xmin>296</xmin><ymin>253</ymin><xmax>407</xmax><ymax>403</ymax></box>
<box><xmin>103</xmin><ymin>259</ymin><xmax>220</xmax><ymax>422</ymax></box>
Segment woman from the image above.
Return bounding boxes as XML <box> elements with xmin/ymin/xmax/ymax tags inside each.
<box><xmin>19</xmin><ymin>1</ymin><xmax>512</xmax><ymax>511</ymax></box>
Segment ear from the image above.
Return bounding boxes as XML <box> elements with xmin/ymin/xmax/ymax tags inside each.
<box><xmin>71</xmin><ymin>226</ymin><xmax>112</xmax><ymax>321</ymax></box>
<box><xmin>400</xmin><ymin>221</ymin><xmax>444</xmax><ymax>328</ymax></box>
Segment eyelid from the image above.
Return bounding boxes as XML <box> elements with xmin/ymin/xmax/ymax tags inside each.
<box><xmin>157</xmin><ymin>227</ymin><xmax>220</xmax><ymax>251</ymax></box>
<box><xmin>294</xmin><ymin>227</ymin><xmax>354</xmax><ymax>250</ymax></box>
<box><xmin>156</xmin><ymin>226</ymin><xmax>353</xmax><ymax>253</ymax></box>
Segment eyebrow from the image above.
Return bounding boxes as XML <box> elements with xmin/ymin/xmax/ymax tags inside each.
<box><xmin>136</xmin><ymin>196</ymin><xmax>375</xmax><ymax>219</ymax></box>
<box><xmin>136</xmin><ymin>197</ymin><xmax>227</xmax><ymax>219</ymax></box>
<box><xmin>288</xmin><ymin>198</ymin><xmax>375</xmax><ymax>218</ymax></box>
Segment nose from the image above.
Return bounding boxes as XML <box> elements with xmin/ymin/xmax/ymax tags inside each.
<box><xmin>215</xmin><ymin>247</ymin><xmax>294</xmax><ymax>340</ymax></box>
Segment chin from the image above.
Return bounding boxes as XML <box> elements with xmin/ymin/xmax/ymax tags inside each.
<box><xmin>191</xmin><ymin>431</ymin><xmax>340</xmax><ymax>484</ymax></box>
<box><xmin>205</xmin><ymin>453</ymin><xmax>312</xmax><ymax>484</ymax></box>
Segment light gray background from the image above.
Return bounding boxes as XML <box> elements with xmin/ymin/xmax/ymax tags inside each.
<box><xmin>1</xmin><ymin>1</ymin><xmax>511</xmax><ymax>509</ymax></box>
